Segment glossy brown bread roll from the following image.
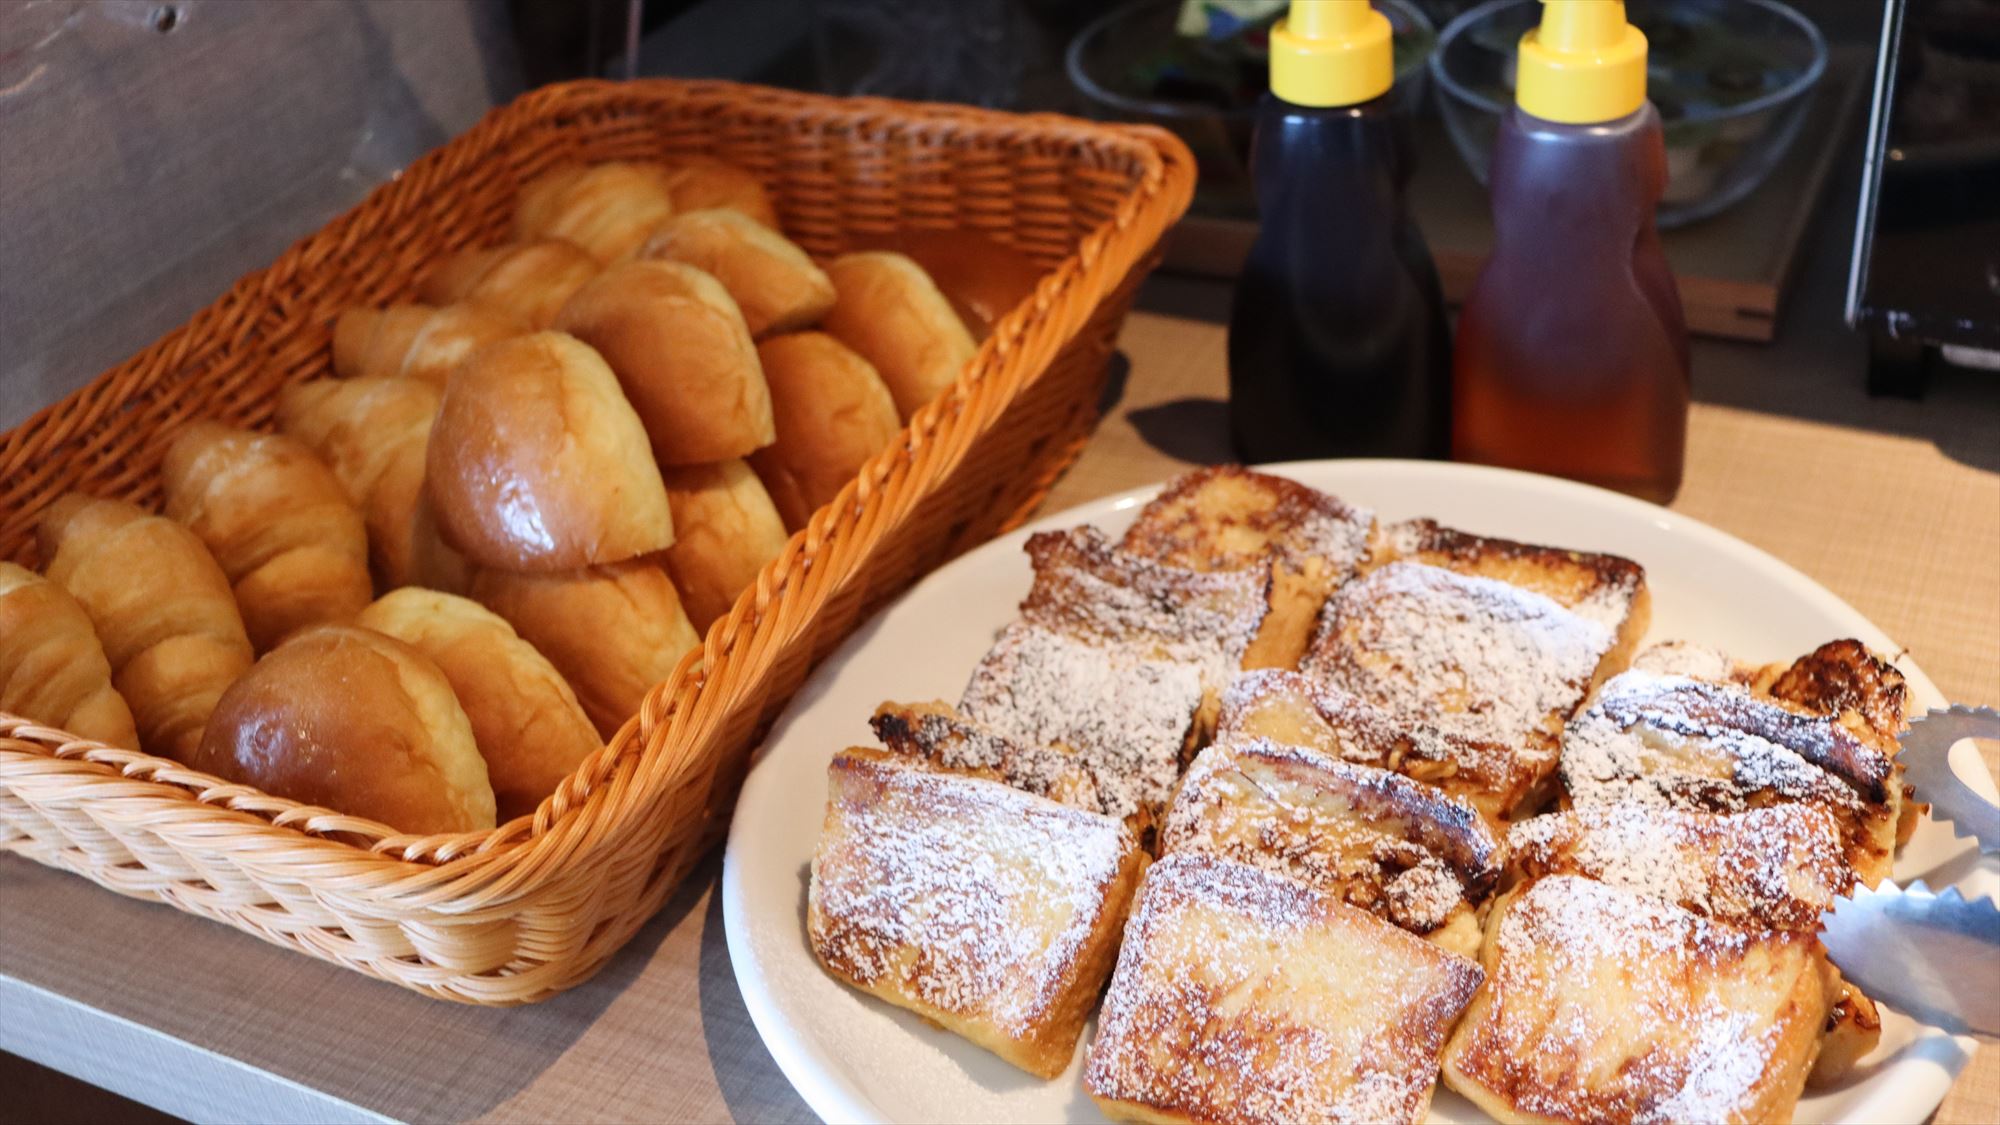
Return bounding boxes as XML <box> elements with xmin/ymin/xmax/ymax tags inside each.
<box><xmin>660</xmin><ymin>460</ymin><xmax>791</xmax><ymax>633</ymax></box>
<box><xmin>332</xmin><ymin>303</ymin><xmax>525</xmax><ymax>389</ymax></box>
<box><xmin>38</xmin><ymin>495</ymin><xmax>254</xmax><ymax>762</ymax></box>
<box><xmin>356</xmin><ymin>589</ymin><xmax>600</xmax><ymax>822</ymax></box>
<box><xmin>192</xmin><ymin>625</ymin><xmax>496</xmax><ymax>833</ymax></box>
<box><xmin>553</xmin><ymin>260</ymin><xmax>775</xmax><ymax>465</ymax></box>
<box><xmin>514</xmin><ymin>162</ymin><xmax>675</xmax><ymax>263</ymax></box>
<box><xmin>472</xmin><ymin>559</ymin><xmax>700</xmax><ymax>739</ymax></box>
<box><xmin>639</xmin><ymin>209</ymin><xmax>834</xmax><ymax>338</ymax></box>
<box><xmin>749</xmin><ymin>332</ymin><xmax>903</xmax><ymax>530</ymax></box>
<box><xmin>821</xmin><ymin>251</ymin><xmax>978</xmax><ymax>420</ymax></box>
<box><xmin>162</xmin><ymin>422</ymin><xmax>373</xmax><ymax>652</ymax></box>
<box><xmin>427</xmin><ymin>331</ymin><xmax>676</xmax><ymax>571</ymax></box>
<box><xmin>661</xmin><ymin>158</ymin><xmax>780</xmax><ymax>229</ymax></box>
<box><xmin>0</xmin><ymin>562</ymin><xmax>139</xmax><ymax>748</ymax></box>
<box><xmin>417</xmin><ymin>239</ymin><xmax>601</xmax><ymax>329</ymax></box>
<box><xmin>278</xmin><ymin>378</ymin><xmax>468</xmax><ymax>594</ymax></box>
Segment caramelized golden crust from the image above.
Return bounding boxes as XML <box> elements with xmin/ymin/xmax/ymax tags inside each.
<box><xmin>1304</xmin><ymin>563</ymin><xmax>1615</xmax><ymax>822</ymax></box>
<box><xmin>1505</xmin><ymin>805</ymin><xmax>1853</xmax><ymax>932</ymax></box>
<box><xmin>1021</xmin><ymin>526</ymin><xmax>1269</xmax><ymax>685</ymax></box>
<box><xmin>1119</xmin><ymin>467</ymin><xmax>1376</xmax><ymax>670</ymax></box>
<box><xmin>1216</xmin><ymin>668</ymin><xmax>1538</xmax><ymax>828</ymax></box>
<box><xmin>1370</xmin><ymin>518</ymin><xmax>1650</xmax><ymax>676</ymax></box>
<box><xmin>1759</xmin><ymin>639</ymin><xmax>1909</xmax><ymax>757</ymax></box>
<box><xmin>1086</xmin><ymin>853</ymin><xmax>1483</xmax><ymax>1125</ymax></box>
<box><xmin>1441</xmin><ymin>876</ymin><xmax>1830</xmax><ymax>1125</ymax></box>
<box><xmin>809</xmin><ymin>748</ymin><xmax>1145</xmax><ymax>1078</ymax></box>
<box><xmin>960</xmin><ymin>623</ymin><xmax>1203</xmax><ymax>823</ymax></box>
<box><xmin>1161</xmin><ymin>738</ymin><xmax>1498</xmax><ymax>951</ymax></box>
<box><xmin>1559</xmin><ymin>670</ymin><xmax>1900</xmax><ymax>885</ymax></box>
<box><xmin>870</xmin><ymin>700</ymin><xmax>1111</xmax><ymax>816</ymax></box>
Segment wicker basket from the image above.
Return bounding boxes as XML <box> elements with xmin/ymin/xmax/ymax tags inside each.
<box><xmin>0</xmin><ymin>79</ymin><xmax>1194</xmax><ymax>1004</ymax></box>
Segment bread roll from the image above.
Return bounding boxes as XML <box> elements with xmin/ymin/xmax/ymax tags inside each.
<box><xmin>472</xmin><ymin>559</ymin><xmax>699</xmax><ymax>739</ymax></box>
<box><xmin>749</xmin><ymin>332</ymin><xmax>902</xmax><ymax>530</ymax></box>
<box><xmin>192</xmin><ymin>625</ymin><xmax>496</xmax><ymax>833</ymax></box>
<box><xmin>660</xmin><ymin>460</ymin><xmax>790</xmax><ymax>633</ymax></box>
<box><xmin>332</xmin><ymin>303</ymin><xmax>525</xmax><ymax>389</ymax></box>
<box><xmin>821</xmin><ymin>251</ymin><xmax>978</xmax><ymax>419</ymax></box>
<box><xmin>277</xmin><ymin>378</ymin><xmax>468</xmax><ymax>594</ymax></box>
<box><xmin>639</xmin><ymin>209</ymin><xmax>834</xmax><ymax>338</ymax></box>
<box><xmin>661</xmin><ymin>158</ymin><xmax>780</xmax><ymax>229</ymax></box>
<box><xmin>551</xmin><ymin>260</ymin><xmax>774</xmax><ymax>466</ymax></box>
<box><xmin>38</xmin><ymin>495</ymin><xmax>254</xmax><ymax>762</ymax></box>
<box><xmin>417</xmin><ymin>239</ymin><xmax>601</xmax><ymax>329</ymax></box>
<box><xmin>356</xmin><ymin>589</ymin><xmax>600</xmax><ymax>822</ymax></box>
<box><xmin>513</xmin><ymin>162</ymin><xmax>674</xmax><ymax>263</ymax></box>
<box><xmin>427</xmin><ymin>332</ymin><xmax>675</xmax><ymax>571</ymax></box>
<box><xmin>848</xmin><ymin>229</ymin><xmax>1046</xmax><ymax>339</ymax></box>
<box><xmin>162</xmin><ymin>422</ymin><xmax>373</xmax><ymax>652</ymax></box>
<box><xmin>0</xmin><ymin>562</ymin><xmax>139</xmax><ymax>748</ymax></box>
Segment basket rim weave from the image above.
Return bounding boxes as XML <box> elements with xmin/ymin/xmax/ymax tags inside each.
<box><xmin>0</xmin><ymin>78</ymin><xmax>1198</xmax><ymax>920</ymax></box>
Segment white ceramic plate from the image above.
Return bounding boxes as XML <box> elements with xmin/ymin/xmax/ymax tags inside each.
<box><xmin>723</xmin><ymin>460</ymin><xmax>1995</xmax><ymax>1125</ymax></box>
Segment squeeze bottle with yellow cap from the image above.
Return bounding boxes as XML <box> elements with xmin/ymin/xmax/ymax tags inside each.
<box><xmin>1450</xmin><ymin>0</ymin><xmax>1690</xmax><ymax>502</ymax></box>
<box><xmin>1227</xmin><ymin>0</ymin><xmax>1450</xmax><ymax>462</ymax></box>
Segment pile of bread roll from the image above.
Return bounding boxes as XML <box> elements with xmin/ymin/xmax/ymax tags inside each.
<box><xmin>1</xmin><ymin>157</ymin><xmax>1036</xmax><ymax>836</ymax></box>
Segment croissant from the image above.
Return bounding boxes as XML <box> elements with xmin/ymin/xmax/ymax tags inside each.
<box><xmin>161</xmin><ymin>422</ymin><xmax>373</xmax><ymax>652</ymax></box>
<box><xmin>417</xmin><ymin>239</ymin><xmax>601</xmax><ymax>329</ymax></box>
<box><xmin>357</xmin><ymin>588</ymin><xmax>600</xmax><ymax>822</ymax></box>
<box><xmin>0</xmin><ymin>561</ymin><xmax>139</xmax><ymax>748</ymax></box>
<box><xmin>660</xmin><ymin>158</ymin><xmax>781</xmax><ymax>230</ymax></box>
<box><xmin>331</xmin><ymin>303</ymin><xmax>524</xmax><ymax>389</ymax></box>
<box><xmin>471</xmin><ymin>558</ymin><xmax>699</xmax><ymax>739</ymax></box>
<box><xmin>277</xmin><ymin>378</ymin><xmax>468</xmax><ymax>594</ymax></box>
<box><xmin>37</xmin><ymin>495</ymin><xmax>254</xmax><ymax>761</ymax></box>
<box><xmin>513</xmin><ymin>162</ymin><xmax>676</xmax><ymax>263</ymax></box>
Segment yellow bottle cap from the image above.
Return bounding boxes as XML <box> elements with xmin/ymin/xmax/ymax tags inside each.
<box><xmin>1516</xmin><ymin>0</ymin><xmax>1648</xmax><ymax>124</ymax></box>
<box><xmin>1270</xmin><ymin>1</ymin><xmax>1394</xmax><ymax>108</ymax></box>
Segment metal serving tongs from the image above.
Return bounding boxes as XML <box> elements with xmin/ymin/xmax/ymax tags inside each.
<box><xmin>1820</xmin><ymin>706</ymin><xmax>2000</xmax><ymax>1037</ymax></box>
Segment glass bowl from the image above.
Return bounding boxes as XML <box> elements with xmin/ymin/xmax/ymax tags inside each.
<box><xmin>1067</xmin><ymin>0</ymin><xmax>1436</xmax><ymax>218</ymax></box>
<box><xmin>1430</xmin><ymin>0</ymin><xmax>1827</xmax><ymax>228</ymax></box>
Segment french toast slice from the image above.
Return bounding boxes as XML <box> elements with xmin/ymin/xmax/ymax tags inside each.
<box><xmin>1118</xmin><ymin>467</ymin><xmax>1375</xmax><ymax>670</ymax></box>
<box><xmin>1302</xmin><ymin>562</ymin><xmax>1620</xmax><ymax>821</ymax></box>
<box><xmin>1215</xmin><ymin>668</ymin><xmax>1538</xmax><ymax>827</ymax></box>
<box><xmin>1085</xmin><ymin>853</ymin><xmax>1483</xmax><ymax>1125</ymax></box>
<box><xmin>1019</xmin><ymin>525</ymin><xmax>1269</xmax><ymax>686</ymax></box>
<box><xmin>1631</xmin><ymin>640</ymin><xmax>1765</xmax><ymax>686</ymax></box>
<box><xmin>1635</xmin><ymin>638</ymin><xmax>1920</xmax><ymax>846</ymax></box>
<box><xmin>1504</xmin><ymin>804</ymin><xmax>1852</xmax><ymax>932</ymax></box>
<box><xmin>1559</xmin><ymin>670</ymin><xmax>1901</xmax><ymax>885</ymax></box>
<box><xmin>1441</xmin><ymin>875</ymin><xmax>1832</xmax><ymax>1125</ymax></box>
<box><xmin>1369</xmin><ymin>518</ymin><xmax>1650</xmax><ymax>674</ymax></box>
<box><xmin>870</xmin><ymin>700</ymin><xmax>1109</xmax><ymax>816</ymax></box>
<box><xmin>960</xmin><ymin>622</ymin><xmax>1204</xmax><ymax>822</ymax></box>
<box><xmin>808</xmin><ymin>747</ymin><xmax>1146</xmax><ymax>1078</ymax></box>
<box><xmin>1160</xmin><ymin>737</ymin><xmax>1499</xmax><ymax>955</ymax></box>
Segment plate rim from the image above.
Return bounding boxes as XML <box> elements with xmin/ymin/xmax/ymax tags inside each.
<box><xmin>722</xmin><ymin>459</ymin><xmax>1983</xmax><ymax>1125</ymax></box>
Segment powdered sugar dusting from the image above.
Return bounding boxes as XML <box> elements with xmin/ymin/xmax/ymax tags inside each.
<box><xmin>1160</xmin><ymin>737</ymin><xmax>1497</xmax><ymax>935</ymax></box>
<box><xmin>1087</xmin><ymin>853</ymin><xmax>1481</xmax><ymax>1125</ymax></box>
<box><xmin>1561</xmin><ymin>671</ymin><xmax>1893</xmax><ymax>815</ymax></box>
<box><xmin>871</xmin><ymin>703</ymin><xmax>1108</xmax><ymax>815</ymax></box>
<box><xmin>1633</xmin><ymin>640</ymin><xmax>1755</xmax><ymax>684</ymax></box>
<box><xmin>810</xmin><ymin>750</ymin><xmax>1136</xmax><ymax>1036</ymax></box>
<box><xmin>1506</xmin><ymin>804</ymin><xmax>1852</xmax><ymax>931</ymax></box>
<box><xmin>1303</xmin><ymin>562</ymin><xmax>1612</xmax><ymax>813</ymax></box>
<box><xmin>1450</xmin><ymin>876</ymin><xmax>1806</xmax><ymax>1124</ymax></box>
<box><xmin>960</xmin><ymin>623</ymin><xmax>1201</xmax><ymax>819</ymax></box>
<box><xmin>1021</xmin><ymin>526</ymin><xmax>1267</xmax><ymax>687</ymax></box>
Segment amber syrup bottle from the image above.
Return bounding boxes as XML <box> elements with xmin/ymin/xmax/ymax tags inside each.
<box><xmin>1450</xmin><ymin>0</ymin><xmax>1691</xmax><ymax>502</ymax></box>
